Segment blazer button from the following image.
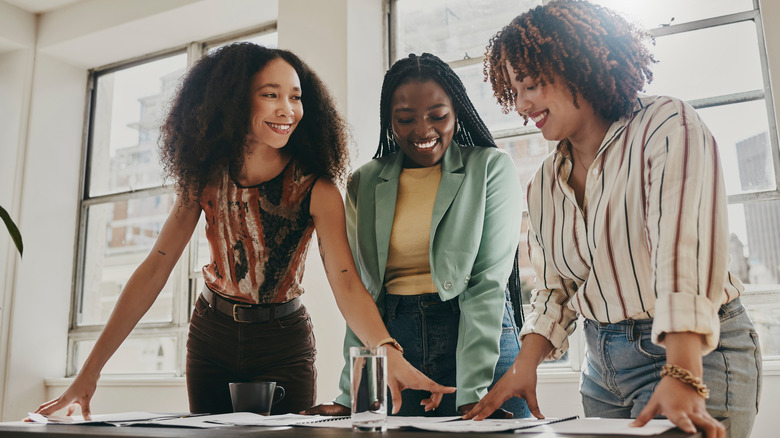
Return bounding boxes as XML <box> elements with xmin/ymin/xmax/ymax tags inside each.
<box><xmin>443</xmin><ymin>280</ymin><xmax>453</xmax><ymax>290</ymax></box>
<box><xmin>464</xmin><ymin>274</ymin><xmax>470</xmax><ymax>284</ymax></box>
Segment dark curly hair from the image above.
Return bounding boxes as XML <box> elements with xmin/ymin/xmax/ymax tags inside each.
<box><xmin>484</xmin><ymin>0</ymin><xmax>656</xmax><ymax>123</ymax></box>
<box><xmin>374</xmin><ymin>52</ymin><xmax>496</xmax><ymax>158</ymax></box>
<box><xmin>160</xmin><ymin>42</ymin><xmax>349</xmax><ymax>205</ymax></box>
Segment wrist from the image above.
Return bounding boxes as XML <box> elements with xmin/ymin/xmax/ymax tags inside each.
<box><xmin>660</xmin><ymin>364</ymin><xmax>710</xmax><ymax>399</ymax></box>
<box><xmin>375</xmin><ymin>337</ymin><xmax>404</xmax><ymax>354</ymax></box>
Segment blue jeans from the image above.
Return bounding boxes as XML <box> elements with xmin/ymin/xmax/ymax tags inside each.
<box><xmin>384</xmin><ymin>290</ymin><xmax>530</xmax><ymax>418</ymax></box>
<box><xmin>580</xmin><ymin>298</ymin><xmax>761</xmax><ymax>438</ymax></box>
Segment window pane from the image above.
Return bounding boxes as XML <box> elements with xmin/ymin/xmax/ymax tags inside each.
<box><xmin>455</xmin><ymin>63</ymin><xmax>524</xmax><ymax>133</ymax></box>
<box><xmin>244</xmin><ymin>31</ymin><xmax>278</xmax><ymax>48</ymax></box>
<box><xmin>697</xmin><ymin>101</ymin><xmax>775</xmax><ymax>195</ymax></box>
<box><xmin>394</xmin><ymin>0</ymin><xmax>541</xmax><ymax>63</ymax></box>
<box><xmin>729</xmin><ymin>201</ymin><xmax>780</xmax><ymax>286</ymax></box>
<box><xmin>74</xmin><ymin>336</ymin><xmax>178</xmax><ymax>375</ymax></box>
<box><xmin>592</xmin><ymin>0</ymin><xmax>752</xmax><ymax>29</ymax></box>
<box><xmin>89</xmin><ymin>54</ymin><xmax>187</xmax><ymax>197</ymax></box>
<box><xmin>645</xmin><ymin>21</ymin><xmax>763</xmax><ymax>102</ymax></box>
<box><xmin>743</xmin><ymin>298</ymin><xmax>780</xmax><ymax>358</ymax></box>
<box><xmin>497</xmin><ymin>133</ymin><xmax>550</xmax><ymax>208</ymax></box>
<box><xmin>79</xmin><ymin>195</ymin><xmax>176</xmax><ymax>325</ymax></box>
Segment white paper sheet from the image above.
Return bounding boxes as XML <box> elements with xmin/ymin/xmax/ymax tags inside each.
<box><xmin>200</xmin><ymin>413</ymin><xmax>350</xmax><ymax>427</ymax></box>
<box><xmin>296</xmin><ymin>415</ymin><xmax>465</xmax><ymax>429</ymax></box>
<box><xmin>407</xmin><ymin>417</ymin><xmax>566</xmax><ymax>433</ymax></box>
<box><xmin>517</xmin><ymin>418</ymin><xmax>677</xmax><ymax>436</ymax></box>
<box><xmin>26</xmin><ymin>411</ymin><xmax>180</xmax><ymax>426</ymax></box>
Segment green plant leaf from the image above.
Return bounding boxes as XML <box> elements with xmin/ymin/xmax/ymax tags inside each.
<box><xmin>0</xmin><ymin>204</ymin><xmax>23</xmax><ymax>257</ymax></box>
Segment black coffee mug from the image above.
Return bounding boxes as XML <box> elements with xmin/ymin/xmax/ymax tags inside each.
<box><xmin>229</xmin><ymin>381</ymin><xmax>286</xmax><ymax>415</ymax></box>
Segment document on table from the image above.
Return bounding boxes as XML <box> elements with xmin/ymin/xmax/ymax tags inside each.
<box><xmin>26</xmin><ymin>412</ymin><xmax>181</xmax><ymax>426</ymax></box>
<box><xmin>516</xmin><ymin>418</ymin><xmax>676</xmax><ymax>436</ymax></box>
<box><xmin>26</xmin><ymin>412</ymin><xmax>321</xmax><ymax>429</ymax></box>
<box><xmin>296</xmin><ymin>415</ymin><xmax>466</xmax><ymax>429</ymax></box>
<box><xmin>196</xmin><ymin>413</ymin><xmax>348</xmax><ymax>427</ymax></box>
<box><xmin>406</xmin><ymin>416</ymin><xmax>570</xmax><ymax>432</ymax></box>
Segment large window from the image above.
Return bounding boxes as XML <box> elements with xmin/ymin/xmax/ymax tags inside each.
<box><xmin>69</xmin><ymin>28</ymin><xmax>278</xmax><ymax>377</ymax></box>
<box><xmin>392</xmin><ymin>0</ymin><xmax>780</xmax><ymax>366</ymax></box>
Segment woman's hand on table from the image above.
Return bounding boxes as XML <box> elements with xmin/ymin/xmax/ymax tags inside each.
<box><xmin>631</xmin><ymin>376</ymin><xmax>725</xmax><ymax>438</ymax></box>
<box><xmin>34</xmin><ymin>372</ymin><xmax>98</xmax><ymax>420</ymax></box>
<box><xmin>301</xmin><ymin>403</ymin><xmax>350</xmax><ymax>416</ymax></box>
<box><xmin>458</xmin><ymin>403</ymin><xmax>513</xmax><ymax>419</ymax></box>
<box><xmin>386</xmin><ymin>347</ymin><xmax>455</xmax><ymax>413</ymax></box>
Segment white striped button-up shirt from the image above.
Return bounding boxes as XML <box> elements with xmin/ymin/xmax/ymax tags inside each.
<box><xmin>520</xmin><ymin>95</ymin><xmax>743</xmax><ymax>359</ymax></box>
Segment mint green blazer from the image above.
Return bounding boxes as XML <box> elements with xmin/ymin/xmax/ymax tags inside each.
<box><xmin>334</xmin><ymin>142</ymin><xmax>523</xmax><ymax>408</ymax></box>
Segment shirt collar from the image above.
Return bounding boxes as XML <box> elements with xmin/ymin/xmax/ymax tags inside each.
<box><xmin>553</xmin><ymin>94</ymin><xmax>658</xmax><ymax>166</ymax></box>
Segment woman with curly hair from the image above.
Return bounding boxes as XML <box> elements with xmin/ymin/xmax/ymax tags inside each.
<box><xmin>466</xmin><ymin>2</ymin><xmax>761</xmax><ymax>437</ymax></box>
<box><xmin>34</xmin><ymin>43</ymin><xmax>452</xmax><ymax>417</ymax></box>
<box><xmin>306</xmin><ymin>52</ymin><xmax>528</xmax><ymax>418</ymax></box>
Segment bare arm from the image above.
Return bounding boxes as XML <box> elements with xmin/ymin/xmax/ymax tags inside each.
<box><xmin>309</xmin><ymin>179</ymin><xmax>455</xmax><ymax>413</ymax></box>
<box><xmin>35</xmin><ymin>195</ymin><xmax>202</xmax><ymax>418</ymax></box>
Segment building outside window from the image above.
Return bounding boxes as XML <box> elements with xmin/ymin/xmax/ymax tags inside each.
<box><xmin>68</xmin><ymin>29</ymin><xmax>278</xmax><ymax>377</ymax></box>
<box><xmin>392</xmin><ymin>0</ymin><xmax>780</xmax><ymax>367</ymax></box>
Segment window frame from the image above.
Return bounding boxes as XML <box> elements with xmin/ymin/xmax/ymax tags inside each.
<box><xmin>67</xmin><ymin>25</ymin><xmax>278</xmax><ymax>378</ymax></box>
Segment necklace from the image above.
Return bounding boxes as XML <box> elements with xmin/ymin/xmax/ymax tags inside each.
<box><xmin>570</xmin><ymin>144</ymin><xmax>592</xmax><ymax>173</ymax></box>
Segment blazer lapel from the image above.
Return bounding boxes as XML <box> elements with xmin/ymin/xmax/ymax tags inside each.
<box><xmin>374</xmin><ymin>152</ymin><xmax>404</xmax><ymax>283</ymax></box>
<box><xmin>431</xmin><ymin>143</ymin><xmax>465</xmax><ymax>232</ymax></box>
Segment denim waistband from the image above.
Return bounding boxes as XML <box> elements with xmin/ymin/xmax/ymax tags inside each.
<box><xmin>384</xmin><ymin>293</ymin><xmax>459</xmax><ymax>315</ymax></box>
<box><xmin>587</xmin><ymin>298</ymin><xmax>743</xmax><ymax>333</ymax></box>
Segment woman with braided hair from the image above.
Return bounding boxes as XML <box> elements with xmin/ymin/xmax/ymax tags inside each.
<box><xmin>465</xmin><ymin>2</ymin><xmax>761</xmax><ymax>437</ymax></box>
<box><xmin>305</xmin><ymin>52</ymin><xmax>529</xmax><ymax>418</ymax></box>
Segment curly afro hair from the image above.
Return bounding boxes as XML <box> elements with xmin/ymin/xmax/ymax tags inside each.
<box><xmin>484</xmin><ymin>0</ymin><xmax>656</xmax><ymax>123</ymax></box>
<box><xmin>160</xmin><ymin>42</ymin><xmax>349</xmax><ymax>205</ymax></box>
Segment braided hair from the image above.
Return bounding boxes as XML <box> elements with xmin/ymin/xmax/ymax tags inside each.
<box><xmin>374</xmin><ymin>52</ymin><xmax>496</xmax><ymax>159</ymax></box>
<box><xmin>374</xmin><ymin>52</ymin><xmax>525</xmax><ymax>330</ymax></box>
<box><xmin>484</xmin><ymin>0</ymin><xmax>655</xmax><ymax>123</ymax></box>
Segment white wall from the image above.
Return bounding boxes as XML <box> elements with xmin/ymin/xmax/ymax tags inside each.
<box><xmin>1</xmin><ymin>1</ymin><xmax>779</xmax><ymax>437</ymax></box>
<box><xmin>0</xmin><ymin>0</ymin><xmax>39</xmax><ymax>421</ymax></box>
<box><xmin>279</xmin><ymin>0</ymin><xmax>385</xmax><ymax>404</ymax></box>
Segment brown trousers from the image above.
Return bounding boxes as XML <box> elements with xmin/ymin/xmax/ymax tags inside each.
<box><xmin>186</xmin><ymin>294</ymin><xmax>317</xmax><ymax>414</ymax></box>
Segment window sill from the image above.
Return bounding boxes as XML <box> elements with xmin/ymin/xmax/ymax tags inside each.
<box><xmin>45</xmin><ymin>376</ymin><xmax>186</xmax><ymax>389</ymax></box>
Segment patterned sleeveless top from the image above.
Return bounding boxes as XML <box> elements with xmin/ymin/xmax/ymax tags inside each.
<box><xmin>200</xmin><ymin>161</ymin><xmax>317</xmax><ymax>304</ymax></box>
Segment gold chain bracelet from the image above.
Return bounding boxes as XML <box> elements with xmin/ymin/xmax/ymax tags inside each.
<box><xmin>660</xmin><ymin>364</ymin><xmax>710</xmax><ymax>399</ymax></box>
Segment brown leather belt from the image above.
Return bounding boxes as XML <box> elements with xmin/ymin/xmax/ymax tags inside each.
<box><xmin>201</xmin><ymin>286</ymin><xmax>302</xmax><ymax>323</ymax></box>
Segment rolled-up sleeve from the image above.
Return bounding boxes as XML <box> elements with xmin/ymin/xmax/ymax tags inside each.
<box><xmin>644</xmin><ymin>100</ymin><xmax>729</xmax><ymax>354</ymax></box>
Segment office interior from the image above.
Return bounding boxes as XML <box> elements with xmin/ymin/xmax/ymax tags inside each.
<box><xmin>0</xmin><ymin>1</ymin><xmax>778</xmax><ymax>437</ymax></box>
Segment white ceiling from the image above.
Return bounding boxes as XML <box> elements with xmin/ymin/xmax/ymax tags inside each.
<box><xmin>3</xmin><ymin>0</ymin><xmax>83</xmax><ymax>14</ymax></box>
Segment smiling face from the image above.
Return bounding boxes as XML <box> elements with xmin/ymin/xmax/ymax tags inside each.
<box><xmin>390</xmin><ymin>79</ymin><xmax>456</xmax><ymax>168</ymax></box>
<box><xmin>505</xmin><ymin>60</ymin><xmax>602</xmax><ymax>145</ymax></box>
<box><xmin>246</xmin><ymin>58</ymin><xmax>303</xmax><ymax>151</ymax></box>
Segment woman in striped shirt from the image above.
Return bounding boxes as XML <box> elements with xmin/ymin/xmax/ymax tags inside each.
<box><xmin>465</xmin><ymin>2</ymin><xmax>761</xmax><ymax>438</ymax></box>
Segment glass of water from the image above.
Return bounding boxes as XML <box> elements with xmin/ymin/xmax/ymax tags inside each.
<box><xmin>350</xmin><ymin>346</ymin><xmax>387</xmax><ymax>432</ymax></box>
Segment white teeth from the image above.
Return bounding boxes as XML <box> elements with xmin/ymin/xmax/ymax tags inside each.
<box><xmin>268</xmin><ymin>122</ymin><xmax>292</xmax><ymax>131</ymax></box>
<box><xmin>413</xmin><ymin>139</ymin><xmax>437</xmax><ymax>149</ymax></box>
<box><xmin>531</xmin><ymin>111</ymin><xmax>548</xmax><ymax>123</ymax></box>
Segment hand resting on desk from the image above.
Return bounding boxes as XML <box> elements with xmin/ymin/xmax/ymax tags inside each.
<box><xmin>33</xmin><ymin>371</ymin><xmax>97</xmax><ymax>420</ymax></box>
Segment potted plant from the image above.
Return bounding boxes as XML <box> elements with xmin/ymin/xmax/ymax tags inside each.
<box><xmin>0</xmin><ymin>205</ymin><xmax>23</xmax><ymax>256</ymax></box>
